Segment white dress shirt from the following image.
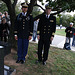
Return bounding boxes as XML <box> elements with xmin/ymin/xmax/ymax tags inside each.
<box><xmin>22</xmin><ymin>12</ymin><xmax>27</xmax><ymax>16</ymax></box>
<box><xmin>46</xmin><ymin>14</ymin><xmax>50</xmax><ymax>19</ymax></box>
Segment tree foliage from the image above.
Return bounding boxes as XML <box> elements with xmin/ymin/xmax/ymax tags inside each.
<box><xmin>56</xmin><ymin>14</ymin><xmax>74</xmax><ymax>27</ymax></box>
<box><xmin>0</xmin><ymin>1</ymin><xmax>8</xmax><ymax>13</ymax></box>
<box><xmin>32</xmin><ymin>6</ymin><xmax>42</xmax><ymax>17</ymax></box>
<box><xmin>56</xmin><ymin>17</ymin><xmax>60</xmax><ymax>25</ymax></box>
<box><xmin>62</xmin><ymin>15</ymin><xmax>73</xmax><ymax>27</ymax></box>
<box><xmin>37</xmin><ymin>0</ymin><xmax>75</xmax><ymax>15</ymax></box>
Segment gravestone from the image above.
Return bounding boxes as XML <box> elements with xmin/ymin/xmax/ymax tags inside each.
<box><xmin>0</xmin><ymin>41</ymin><xmax>11</xmax><ymax>57</ymax></box>
<box><xmin>0</xmin><ymin>41</ymin><xmax>11</xmax><ymax>75</ymax></box>
<box><xmin>0</xmin><ymin>46</ymin><xmax>4</xmax><ymax>75</ymax></box>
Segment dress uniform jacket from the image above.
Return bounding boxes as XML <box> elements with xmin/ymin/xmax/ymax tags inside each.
<box><xmin>37</xmin><ymin>14</ymin><xmax>56</xmax><ymax>41</ymax></box>
<box><xmin>14</xmin><ymin>13</ymin><xmax>34</xmax><ymax>39</ymax></box>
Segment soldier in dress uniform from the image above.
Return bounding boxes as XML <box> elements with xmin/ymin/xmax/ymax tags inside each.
<box><xmin>14</xmin><ymin>2</ymin><xmax>34</xmax><ymax>64</ymax></box>
<box><xmin>36</xmin><ymin>4</ymin><xmax>56</xmax><ymax>65</ymax></box>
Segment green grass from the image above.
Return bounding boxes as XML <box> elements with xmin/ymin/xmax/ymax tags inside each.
<box><xmin>55</xmin><ymin>29</ymin><xmax>66</xmax><ymax>36</ymax></box>
<box><xmin>6</xmin><ymin>43</ymin><xmax>75</xmax><ymax>75</ymax></box>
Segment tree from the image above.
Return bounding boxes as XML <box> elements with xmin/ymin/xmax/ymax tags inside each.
<box><xmin>32</xmin><ymin>6</ymin><xmax>42</xmax><ymax>17</ymax></box>
<box><xmin>15</xmin><ymin>1</ymin><xmax>21</xmax><ymax>15</ymax></box>
<box><xmin>34</xmin><ymin>0</ymin><xmax>75</xmax><ymax>20</ymax></box>
<box><xmin>0</xmin><ymin>0</ymin><xmax>75</xmax><ymax>47</ymax></box>
<box><xmin>56</xmin><ymin>17</ymin><xmax>60</xmax><ymax>26</ymax></box>
<box><xmin>73</xmin><ymin>14</ymin><xmax>75</xmax><ymax>27</ymax></box>
<box><xmin>0</xmin><ymin>1</ymin><xmax>8</xmax><ymax>13</ymax></box>
<box><xmin>0</xmin><ymin>0</ymin><xmax>17</xmax><ymax>47</ymax></box>
<box><xmin>61</xmin><ymin>14</ymin><xmax>73</xmax><ymax>27</ymax></box>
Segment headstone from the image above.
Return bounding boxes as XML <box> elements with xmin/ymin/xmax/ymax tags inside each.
<box><xmin>0</xmin><ymin>41</ymin><xmax>11</xmax><ymax>75</ymax></box>
<box><xmin>0</xmin><ymin>41</ymin><xmax>11</xmax><ymax>57</ymax></box>
<box><xmin>0</xmin><ymin>46</ymin><xmax>4</xmax><ymax>75</ymax></box>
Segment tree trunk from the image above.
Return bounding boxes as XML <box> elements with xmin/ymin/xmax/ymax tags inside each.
<box><xmin>5</xmin><ymin>1</ymin><xmax>16</xmax><ymax>48</ymax></box>
<box><xmin>27</xmin><ymin>0</ymin><xmax>37</xmax><ymax>15</ymax></box>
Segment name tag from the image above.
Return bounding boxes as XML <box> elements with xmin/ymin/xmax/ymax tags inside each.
<box><xmin>50</xmin><ymin>20</ymin><xmax>54</xmax><ymax>22</ymax></box>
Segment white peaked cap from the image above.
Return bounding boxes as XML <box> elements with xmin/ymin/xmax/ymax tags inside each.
<box><xmin>70</xmin><ymin>22</ymin><xmax>73</xmax><ymax>25</ymax></box>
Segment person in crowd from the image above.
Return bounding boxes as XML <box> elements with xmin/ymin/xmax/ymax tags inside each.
<box><xmin>3</xmin><ymin>11</ymin><xmax>10</xmax><ymax>23</ymax></box>
<box><xmin>36</xmin><ymin>4</ymin><xmax>56</xmax><ymax>65</ymax></box>
<box><xmin>32</xmin><ymin>19</ymin><xmax>39</xmax><ymax>42</ymax></box>
<box><xmin>64</xmin><ymin>22</ymin><xmax>74</xmax><ymax>50</ymax></box>
<box><xmin>72</xmin><ymin>28</ymin><xmax>75</xmax><ymax>46</ymax></box>
<box><xmin>3</xmin><ymin>11</ymin><xmax>11</xmax><ymax>26</ymax></box>
<box><xmin>0</xmin><ymin>12</ymin><xmax>2</xmax><ymax>17</ymax></box>
<box><xmin>2</xmin><ymin>14</ymin><xmax>5</xmax><ymax>18</ymax></box>
<box><xmin>0</xmin><ymin>20</ymin><xmax>3</xmax><ymax>41</ymax></box>
<box><xmin>0</xmin><ymin>12</ymin><xmax>2</xmax><ymax>24</ymax></box>
<box><xmin>0</xmin><ymin>12</ymin><xmax>2</xmax><ymax>16</ymax></box>
<box><xmin>14</xmin><ymin>2</ymin><xmax>34</xmax><ymax>64</ymax></box>
<box><xmin>60</xmin><ymin>24</ymin><xmax>62</xmax><ymax>29</ymax></box>
<box><xmin>0</xmin><ymin>18</ymin><xmax>10</xmax><ymax>42</ymax></box>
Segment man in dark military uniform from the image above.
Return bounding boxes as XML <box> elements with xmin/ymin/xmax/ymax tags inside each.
<box><xmin>36</xmin><ymin>4</ymin><xmax>56</xmax><ymax>65</ymax></box>
<box><xmin>14</xmin><ymin>2</ymin><xmax>34</xmax><ymax>64</ymax></box>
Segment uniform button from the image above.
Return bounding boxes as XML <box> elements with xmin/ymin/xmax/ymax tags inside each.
<box><xmin>23</xmin><ymin>25</ymin><xmax>24</xmax><ymax>26</ymax></box>
<box><xmin>23</xmin><ymin>27</ymin><xmax>24</xmax><ymax>29</ymax></box>
<box><xmin>23</xmin><ymin>19</ymin><xmax>25</xmax><ymax>21</ymax></box>
<box><xmin>44</xmin><ymin>29</ymin><xmax>46</xmax><ymax>30</ymax></box>
<box><xmin>48</xmin><ymin>32</ymin><xmax>49</xmax><ymax>33</ymax></box>
<box><xmin>48</xmin><ymin>29</ymin><xmax>50</xmax><ymax>30</ymax></box>
<box><xmin>49</xmin><ymin>26</ymin><xmax>50</xmax><ymax>27</ymax></box>
<box><xmin>44</xmin><ymin>26</ymin><xmax>46</xmax><ymax>27</ymax></box>
<box><xmin>44</xmin><ymin>32</ymin><xmax>45</xmax><ymax>33</ymax></box>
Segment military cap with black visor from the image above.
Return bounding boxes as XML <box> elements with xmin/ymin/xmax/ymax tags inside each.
<box><xmin>45</xmin><ymin>4</ymin><xmax>52</xmax><ymax>9</ymax></box>
<box><xmin>21</xmin><ymin>2</ymin><xmax>28</xmax><ymax>8</ymax></box>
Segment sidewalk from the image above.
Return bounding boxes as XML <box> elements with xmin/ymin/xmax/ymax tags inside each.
<box><xmin>51</xmin><ymin>35</ymin><xmax>75</xmax><ymax>51</ymax></box>
<box><xmin>29</xmin><ymin>35</ymin><xmax>75</xmax><ymax>51</ymax></box>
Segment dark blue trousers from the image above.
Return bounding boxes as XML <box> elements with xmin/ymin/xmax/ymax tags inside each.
<box><xmin>17</xmin><ymin>38</ymin><xmax>29</xmax><ymax>61</ymax></box>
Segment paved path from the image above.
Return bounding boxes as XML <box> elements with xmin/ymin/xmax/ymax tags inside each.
<box><xmin>30</xmin><ymin>35</ymin><xmax>75</xmax><ymax>51</ymax></box>
<box><xmin>51</xmin><ymin>35</ymin><xmax>75</xmax><ymax>51</ymax></box>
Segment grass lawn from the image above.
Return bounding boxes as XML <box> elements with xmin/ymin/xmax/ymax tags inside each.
<box><xmin>4</xmin><ymin>43</ymin><xmax>75</xmax><ymax>75</ymax></box>
<box><xmin>55</xmin><ymin>29</ymin><xmax>66</xmax><ymax>36</ymax></box>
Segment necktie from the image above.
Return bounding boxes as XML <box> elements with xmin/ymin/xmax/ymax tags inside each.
<box><xmin>47</xmin><ymin>15</ymin><xmax>48</xmax><ymax>18</ymax></box>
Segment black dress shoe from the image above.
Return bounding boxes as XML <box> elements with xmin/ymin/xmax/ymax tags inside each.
<box><xmin>21</xmin><ymin>60</ymin><xmax>25</xmax><ymax>64</ymax></box>
<box><xmin>43</xmin><ymin>61</ymin><xmax>46</xmax><ymax>65</ymax></box>
<box><xmin>16</xmin><ymin>60</ymin><xmax>21</xmax><ymax>63</ymax></box>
